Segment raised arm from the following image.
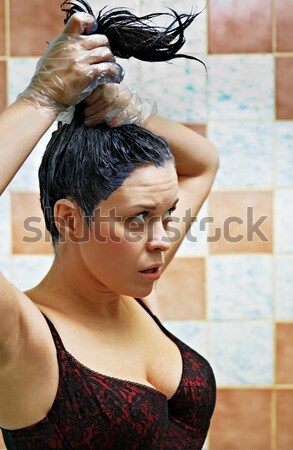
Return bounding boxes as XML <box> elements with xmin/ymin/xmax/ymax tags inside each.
<box><xmin>145</xmin><ymin>115</ymin><xmax>219</xmax><ymax>268</ymax></box>
<box><xmin>0</xmin><ymin>13</ymin><xmax>123</xmax><ymax>194</ymax></box>
<box><xmin>0</xmin><ymin>12</ymin><xmax>122</xmax><ymax>387</ymax></box>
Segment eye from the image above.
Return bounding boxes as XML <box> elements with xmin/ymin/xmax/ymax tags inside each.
<box><xmin>127</xmin><ymin>211</ymin><xmax>148</xmax><ymax>227</ymax></box>
<box><xmin>162</xmin><ymin>206</ymin><xmax>176</xmax><ymax>226</ymax></box>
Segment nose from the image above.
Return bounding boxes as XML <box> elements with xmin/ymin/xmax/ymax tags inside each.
<box><xmin>146</xmin><ymin>218</ymin><xmax>171</xmax><ymax>253</ymax></box>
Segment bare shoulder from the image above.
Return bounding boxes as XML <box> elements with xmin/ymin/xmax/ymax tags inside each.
<box><xmin>0</xmin><ymin>274</ymin><xmax>58</xmax><ymax>430</ymax></box>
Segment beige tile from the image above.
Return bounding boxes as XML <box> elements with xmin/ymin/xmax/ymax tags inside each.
<box><xmin>210</xmin><ymin>389</ymin><xmax>272</xmax><ymax>449</ymax></box>
<box><xmin>0</xmin><ymin>0</ymin><xmax>5</xmax><ymax>56</ymax></box>
<box><xmin>11</xmin><ymin>192</ymin><xmax>52</xmax><ymax>254</ymax></box>
<box><xmin>209</xmin><ymin>0</ymin><xmax>272</xmax><ymax>54</ymax></box>
<box><xmin>156</xmin><ymin>257</ymin><xmax>206</xmax><ymax>320</ymax></box>
<box><xmin>10</xmin><ymin>0</ymin><xmax>64</xmax><ymax>56</ymax></box>
<box><xmin>276</xmin><ymin>389</ymin><xmax>293</xmax><ymax>449</ymax></box>
<box><xmin>276</xmin><ymin>323</ymin><xmax>293</xmax><ymax>384</ymax></box>
<box><xmin>0</xmin><ymin>61</ymin><xmax>6</xmax><ymax>112</ymax></box>
<box><xmin>208</xmin><ymin>191</ymin><xmax>273</xmax><ymax>254</ymax></box>
<box><xmin>276</xmin><ymin>0</ymin><xmax>293</xmax><ymax>52</ymax></box>
<box><xmin>276</xmin><ymin>57</ymin><xmax>293</xmax><ymax>120</ymax></box>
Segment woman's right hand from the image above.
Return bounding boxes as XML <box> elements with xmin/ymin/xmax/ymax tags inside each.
<box><xmin>16</xmin><ymin>12</ymin><xmax>124</xmax><ymax>118</ymax></box>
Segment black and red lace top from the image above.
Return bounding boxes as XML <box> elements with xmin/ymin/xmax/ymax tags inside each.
<box><xmin>1</xmin><ymin>299</ymin><xmax>216</xmax><ymax>450</ymax></box>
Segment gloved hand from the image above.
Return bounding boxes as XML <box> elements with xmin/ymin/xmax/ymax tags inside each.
<box><xmin>82</xmin><ymin>83</ymin><xmax>157</xmax><ymax>128</ymax></box>
<box><xmin>16</xmin><ymin>13</ymin><xmax>124</xmax><ymax>119</ymax></box>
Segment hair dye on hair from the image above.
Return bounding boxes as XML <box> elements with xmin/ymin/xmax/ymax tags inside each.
<box><xmin>39</xmin><ymin>116</ymin><xmax>174</xmax><ymax>244</ymax></box>
<box><xmin>61</xmin><ymin>0</ymin><xmax>206</xmax><ymax>68</ymax></box>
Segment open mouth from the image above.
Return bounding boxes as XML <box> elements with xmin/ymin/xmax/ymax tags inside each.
<box><xmin>140</xmin><ymin>268</ymin><xmax>158</xmax><ymax>274</ymax></box>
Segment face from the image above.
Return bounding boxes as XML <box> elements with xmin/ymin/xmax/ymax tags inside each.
<box><xmin>78</xmin><ymin>162</ymin><xmax>179</xmax><ymax>298</ymax></box>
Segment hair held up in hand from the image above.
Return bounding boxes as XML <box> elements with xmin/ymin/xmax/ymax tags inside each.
<box><xmin>61</xmin><ymin>0</ymin><xmax>205</xmax><ymax>67</ymax></box>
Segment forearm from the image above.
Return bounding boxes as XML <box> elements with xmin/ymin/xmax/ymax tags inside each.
<box><xmin>0</xmin><ymin>101</ymin><xmax>55</xmax><ymax>194</ymax></box>
<box><xmin>145</xmin><ymin>115</ymin><xmax>219</xmax><ymax>178</ymax></box>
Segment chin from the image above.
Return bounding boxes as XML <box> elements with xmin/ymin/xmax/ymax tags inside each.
<box><xmin>120</xmin><ymin>285</ymin><xmax>153</xmax><ymax>299</ymax></box>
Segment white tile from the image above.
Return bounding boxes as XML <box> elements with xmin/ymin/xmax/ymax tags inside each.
<box><xmin>276</xmin><ymin>255</ymin><xmax>293</xmax><ymax>320</ymax></box>
<box><xmin>0</xmin><ymin>191</ymin><xmax>11</xmax><ymax>256</ymax></box>
<box><xmin>210</xmin><ymin>321</ymin><xmax>274</xmax><ymax>386</ymax></box>
<box><xmin>208</xmin><ymin>122</ymin><xmax>273</xmax><ymax>188</ymax></box>
<box><xmin>177</xmin><ymin>201</ymin><xmax>208</xmax><ymax>256</ymax></box>
<box><xmin>0</xmin><ymin>257</ymin><xmax>11</xmax><ymax>279</ymax></box>
<box><xmin>140</xmin><ymin>58</ymin><xmax>207</xmax><ymax>122</ymax></box>
<box><xmin>9</xmin><ymin>58</ymin><xmax>39</xmax><ymax>105</ymax></box>
<box><xmin>10</xmin><ymin>255</ymin><xmax>54</xmax><ymax>291</ymax></box>
<box><xmin>208</xmin><ymin>54</ymin><xmax>274</xmax><ymax>121</ymax></box>
<box><xmin>163</xmin><ymin>320</ymin><xmax>209</xmax><ymax>360</ymax></box>
<box><xmin>208</xmin><ymin>255</ymin><xmax>273</xmax><ymax>320</ymax></box>
<box><xmin>275</xmin><ymin>121</ymin><xmax>293</xmax><ymax>187</ymax></box>
<box><xmin>275</xmin><ymin>189</ymin><xmax>293</xmax><ymax>253</ymax></box>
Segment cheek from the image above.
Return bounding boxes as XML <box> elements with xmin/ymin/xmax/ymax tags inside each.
<box><xmin>91</xmin><ymin>222</ymin><xmax>145</xmax><ymax>260</ymax></box>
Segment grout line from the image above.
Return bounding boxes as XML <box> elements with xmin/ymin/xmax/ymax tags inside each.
<box><xmin>271</xmin><ymin>387</ymin><xmax>277</xmax><ymax>449</ymax></box>
<box><xmin>272</xmin><ymin>0</ymin><xmax>277</xmax><ymax>53</ymax></box>
<box><xmin>4</xmin><ymin>0</ymin><xmax>10</xmax><ymax>106</ymax></box>
<box><xmin>4</xmin><ymin>0</ymin><xmax>10</xmax><ymax>57</ymax></box>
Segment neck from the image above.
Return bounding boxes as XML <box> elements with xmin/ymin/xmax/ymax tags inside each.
<box><xmin>27</xmin><ymin>247</ymin><xmax>125</xmax><ymax>321</ymax></box>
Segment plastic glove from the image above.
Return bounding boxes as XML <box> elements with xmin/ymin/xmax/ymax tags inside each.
<box><xmin>82</xmin><ymin>83</ymin><xmax>157</xmax><ymax>128</ymax></box>
<box><xmin>16</xmin><ymin>13</ymin><xmax>124</xmax><ymax>119</ymax></box>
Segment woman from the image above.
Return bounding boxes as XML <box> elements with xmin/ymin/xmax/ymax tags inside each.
<box><xmin>0</xmin><ymin>10</ymin><xmax>218</xmax><ymax>450</ymax></box>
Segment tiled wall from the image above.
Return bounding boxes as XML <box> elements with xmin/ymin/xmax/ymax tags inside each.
<box><xmin>0</xmin><ymin>0</ymin><xmax>292</xmax><ymax>449</ymax></box>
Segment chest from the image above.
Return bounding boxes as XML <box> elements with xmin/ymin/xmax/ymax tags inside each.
<box><xmin>60</xmin><ymin>317</ymin><xmax>183</xmax><ymax>400</ymax></box>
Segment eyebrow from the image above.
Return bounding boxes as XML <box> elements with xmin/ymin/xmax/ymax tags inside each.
<box><xmin>130</xmin><ymin>198</ymin><xmax>179</xmax><ymax>211</ymax></box>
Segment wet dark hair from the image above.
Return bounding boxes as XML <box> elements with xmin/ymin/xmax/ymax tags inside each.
<box><xmin>61</xmin><ymin>0</ymin><xmax>206</xmax><ymax>68</ymax></box>
<box><xmin>39</xmin><ymin>116</ymin><xmax>174</xmax><ymax>244</ymax></box>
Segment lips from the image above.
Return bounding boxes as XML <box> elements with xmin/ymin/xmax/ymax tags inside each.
<box><xmin>139</xmin><ymin>264</ymin><xmax>162</xmax><ymax>273</ymax></box>
<box><xmin>139</xmin><ymin>264</ymin><xmax>162</xmax><ymax>281</ymax></box>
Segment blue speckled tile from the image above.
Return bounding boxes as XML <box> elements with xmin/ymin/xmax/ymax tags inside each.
<box><xmin>177</xmin><ymin>201</ymin><xmax>208</xmax><ymax>256</ymax></box>
<box><xmin>7</xmin><ymin>125</ymin><xmax>57</xmax><ymax>191</ymax></box>
<box><xmin>275</xmin><ymin>189</ymin><xmax>293</xmax><ymax>253</ymax></box>
<box><xmin>0</xmin><ymin>191</ymin><xmax>11</xmax><ymax>256</ymax></box>
<box><xmin>140</xmin><ymin>58</ymin><xmax>207</xmax><ymax>122</ymax></box>
<box><xmin>208</xmin><ymin>54</ymin><xmax>274</xmax><ymax>120</ymax></box>
<box><xmin>210</xmin><ymin>321</ymin><xmax>274</xmax><ymax>386</ymax></box>
<box><xmin>275</xmin><ymin>121</ymin><xmax>293</xmax><ymax>187</ymax></box>
<box><xmin>140</xmin><ymin>0</ymin><xmax>207</xmax><ymax>54</ymax></box>
<box><xmin>163</xmin><ymin>320</ymin><xmax>209</xmax><ymax>360</ymax></box>
<box><xmin>276</xmin><ymin>255</ymin><xmax>293</xmax><ymax>320</ymax></box>
<box><xmin>208</xmin><ymin>122</ymin><xmax>273</xmax><ymax>188</ymax></box>
<box><xmin>208</xmin><ymin>255</ymin><xmax>273</xmax><ymax>320</ymax></box>
<box><xmin>9</xmin><ymin>58</ymin><xmax>39</xmax><ymax>104</ymax></box>
<box><xmin>10</xmin><ymin>255</ymin><xmax>54</xmax><ymax>291</ymax></box>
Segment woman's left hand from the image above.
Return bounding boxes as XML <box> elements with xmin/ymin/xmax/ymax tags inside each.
<box><xmin>82</xmin><ymin>83</ymin><xmax>157</xmax><ymax>127</ymax></box>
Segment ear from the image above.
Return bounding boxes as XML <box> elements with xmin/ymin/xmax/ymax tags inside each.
<box><xmin>53</xmin><ymin>199</ymin><xmax>85</xmax><ymax>243</ymax></box>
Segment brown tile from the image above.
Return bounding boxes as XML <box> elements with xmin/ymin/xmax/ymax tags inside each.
<box><xmin>276</xmin><ymin>323</ymin><xmax>293</xmax><ymax>384</ymax></box>
<box><xmin>276</xmin><ymin>57</ymin><xmax>293</xmax><ymax>120</ymax></box>
<box><xmin>210</xmin><ymin>389</ymin><xmax>272</xmax><ymax>449</ymax></box>
<box><xmin>0</xmin><ymin>61</ymin><xmax>7</xmax><ymax>112</ymax></box>
<box><xmin>11</xmin><ymin>192</ymin><xmax>53</xmax><ymax>254</ymax></box>
<box><xmin>181</xmin><ymin>123</ymin><xmax>206</xmax><ymax>136</ymax></box>
<box><xmin>208</xmin><ymin>191</ymin><xmax>273</xmax><ymax>254</ymax></box>
<box><xmin>209</xmin><ymin>0</ymin><xmax>272</xmax><ymax>54</ymax></box>
<box><xmin>156</xmin><ymin>257</ymin><xmax>206</xmax><ymax>320</ymax></box>
<box><xmin>0</xmin><ymin>0</ymin><xmax>5</xmax><ymax>55</ymax></box>
<box><xmin>10</xmin><ymin>0</ymin><xmax>64</xmax><ymax>56</ymax></box>
<box><xmin>276</xmin><ymin>0</ymin><xmax>293</xmax><ymax>52</ymax></box>
<box><xmin>276</xmin><ymin>389</ymin><xmax>293</xmax><ymax>449</ymax></box>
